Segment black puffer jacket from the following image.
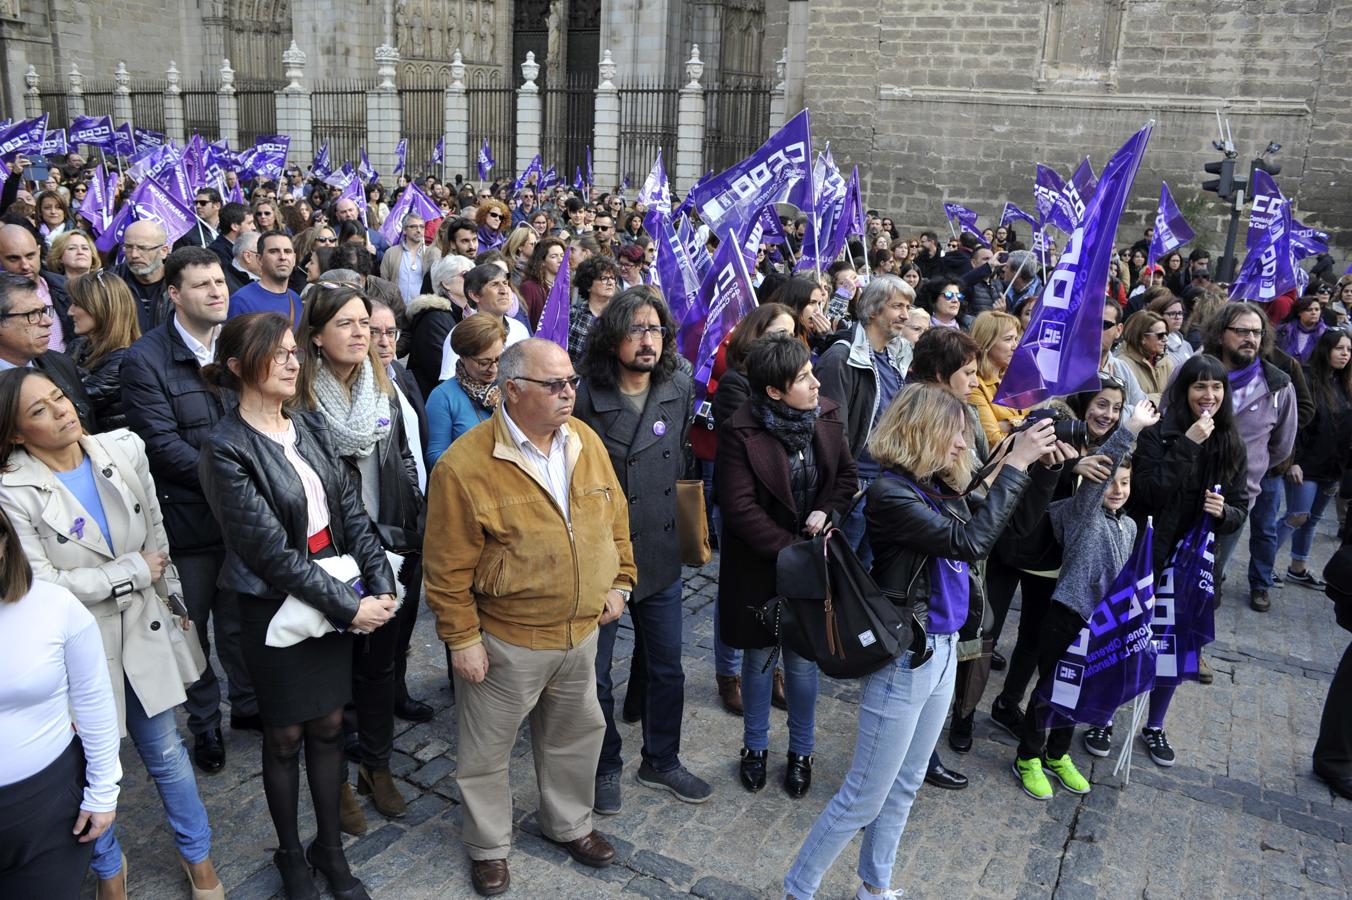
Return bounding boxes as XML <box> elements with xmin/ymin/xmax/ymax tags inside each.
<box><xmin>198</xmin><ymin>409</ymin><xmax>395</xmax><ymax>625</ymax></box>
<box><xmin>867</xmin><ymin>464</ymin><xmax>1033</xmax><ymax>632</ymax></box>
<box><xmin>78</xmin><ymin>347</ymin><xmax>130</xmax><ymax>432</ymax></box>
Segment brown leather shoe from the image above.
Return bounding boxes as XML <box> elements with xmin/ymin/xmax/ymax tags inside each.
<box><xmin>358</xmin><ymin>764</ymin><xmax>408</xmax><ymax>818</ymax></box>
<box><xmin>716</xmin><ymin>675</ymin><xmax>744</xmax><ymax>716</ymax></box>
<box><xmin>470</xmin><ymin>858</ymin><xmax>510</xmax><ymax>896</ymax></box>
<box><xmin>1197</xmin><ymin>655</ymin><xmax>1214</xmax><ymax>685</ymax></box>
<box><xmin>1250</xmin><ymin>590</ymin><xmax>1271</xmax><ymax>612</ymax></box>
<box><xmin>339</xmin><ymin>781</ymin><xmax>368</xmax><ymax>836</ymax></box>
<box><xmin>771</xmin><ymin>667</ymin><xmax>788</xmax><ymax>711</ymax></box>
<box><xmin>550</xmin><ymin>830</ymin><xmax>616</xmax><ymax>868</ymax></box>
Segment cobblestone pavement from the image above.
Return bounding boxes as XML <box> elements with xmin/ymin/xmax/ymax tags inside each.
<box><xmin>91</xmin><ymin>515</ymin><xmax>1351</xmax><ymax>899</ymax></box>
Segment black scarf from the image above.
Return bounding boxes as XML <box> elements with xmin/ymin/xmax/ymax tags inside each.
<box><xmin>751</xmin><ymin>395</ymin><xmax>819</xmax><ymax>454</ymax></box>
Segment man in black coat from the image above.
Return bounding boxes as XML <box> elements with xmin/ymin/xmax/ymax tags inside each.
<box><xmin>573</xmin><ymin>286</ymin><xmax>711</xmax><ymax>815</ymax></box>
<box><xmin>1316</xmin><ymin>518</ymin><xmax>1352</xmax><ymax>800</ymax></box>
<box><xmin>0</xmin><ymin>272</ymin><xmax>92</xmax><ymax>428</ymax></box>
<box><xmin>208</xmin><ymin>202</ymin><xmax>253</xmax><ymax>274</ymax></box>
<box><xmin>120</xmin><ymin>247</ymin><xmax>256</xmax><ymax>773</ymax></box>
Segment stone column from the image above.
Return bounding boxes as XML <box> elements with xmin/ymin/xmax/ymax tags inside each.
<box><xmin>515</xmin><ymin>52</ymin><xmax>542</xmax><ymax>175</ymax></box>
<box><xmin>366</xmin><ymin>44</ymin><xmax>402</xmax><ymax>175</ymax></box>
<box><xmin>769</xmin><ymin>49</ymin><xmax>787</xmax><ymax>133</ymax></box>
<box><xmin>275</xmin><ymin>41</ymin><xmax>313</xmax><ymax>163</ymax></box>
<box><xmin>675</xmin><ymin>45</ymin><xmax>706</xmax><ymax>193</ymax></box>
<box><xmin>592</xmin><ymin>50</ymin><xmax>620</xmax><ymax>193</ymax></box>
<box><xmin>164</xmin><ymin>61</ymin><xmax>187</xmax><ymax>144</ymax></box>
<box><xmin>67</xmin><ymin>64</ymin><xmax>86</xmax><ymax>122</ymax></box>
<box><xmin>784</xmin><ymin>0</ymin><xmax>809</xmax><ymax>117</ymax></box>
<box><xmin>444</xmin><ymin>49</ymin><xmax>470</xmax><ymax>182</ymax></box>
<box><xmin>217</xmin><ymin>59</ymin><xmax>239</xmax><ymax>149</ymax></box>
<box><xmin>112</xmin><ymin>62</ymin><xmax>133</xmax><ymax>129</ymax></box>
<box><xmin>23</xmin><ymin>66</ymin><xmax>41</xmax><ymax>119</ymax></box>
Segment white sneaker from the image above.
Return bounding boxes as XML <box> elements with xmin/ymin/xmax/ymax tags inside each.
<box><xmin>856</xmin><ymin>885</ymin><xmax>904</xmax><ymax>899</ymax></box>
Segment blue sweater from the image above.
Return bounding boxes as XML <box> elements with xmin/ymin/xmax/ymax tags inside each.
<box><xmin>424</xmin><ymin>377</ymin><xmax>492</xmax><ymax>470</ymax></box>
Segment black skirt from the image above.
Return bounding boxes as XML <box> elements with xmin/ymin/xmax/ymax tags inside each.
<box><xmin>239</xmin><ymin>592</ymin><xmax>353</xmax><ymax>726</ymax></box>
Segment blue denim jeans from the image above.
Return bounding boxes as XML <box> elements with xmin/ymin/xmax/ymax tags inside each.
<box><xmin>1277</xmin><ymin>478</ymin><xmax>1337</xmax><ymax>563</ymax></box>
<box><xmin>783</xmin><ymin>632</ymin><xmax>958</xmax><ymax>899</ymax></box>
<box><xmin>703</xmin><ymin>459</ymin><xmax>741</xmax><ymax>677</ymax></box>
<box><xmin>1246</xmin><ymin>473</ymin><xmax>1285</xmax><ymax>591</ymax></box>
<box><xmin>742</xmin><ymin>646</ymin><xmax>818</xmax><ymax>756</ymax></box>
<box><xmin>595</xmin><ymin>579</ymin><xmax>687</xmax><ymax>774</ymax></box>
<box><xmin>92</xmin><ymin>679</ymin><xmax>212</xmax><ymax>878</ymax></box>
<box><xmin>839</xmin><ymin>477</ymin><xmax>873</xmax><ymax>570</ymax></box>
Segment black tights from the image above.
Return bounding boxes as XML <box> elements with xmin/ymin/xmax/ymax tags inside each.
<box><xmin>261</xmin><ymin>707</ymin><xmax>346</xmax><ymax>852</ymax></box>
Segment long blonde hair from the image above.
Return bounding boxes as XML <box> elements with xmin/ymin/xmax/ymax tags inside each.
<box><xmin>867</xmin><ymin>383</ymin><xmax>974</xmax><ymax>488</ymax></box>
<box><xmin>970</xmin><ymin>310</ymin><xmax>1020</xmax><ymax>381</ymax></box>
<box><xmin>67</xmin><ymin>270</ymin><xmax>141</xmax><ymax>367</ymax></box>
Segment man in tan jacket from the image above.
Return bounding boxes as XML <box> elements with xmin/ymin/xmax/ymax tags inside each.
<box><xmin>424</xmin><ymin>338</ymin><xmax>637</xmax><ymax>897</ymax></box>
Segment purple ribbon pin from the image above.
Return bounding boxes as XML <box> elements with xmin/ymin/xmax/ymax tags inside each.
<box><xmin>70</xmin><ymin>517</ymin><xmax>86</xmax><ymax>540</ymax></box>
<box><xmin>377</xmin><ymin>417</ymin><xmax>390</xmax><ymax>427</ymax></box>
<box><xmin>653</xmin><ymin>420</ymin><xmax>667</xmax><ymax>437</ymax></box>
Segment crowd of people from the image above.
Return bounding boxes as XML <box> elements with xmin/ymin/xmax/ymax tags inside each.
<box><xmin>0</xmin><ymin>146</ymin><xmax>1350</xmax><ymax>900</ymax></box>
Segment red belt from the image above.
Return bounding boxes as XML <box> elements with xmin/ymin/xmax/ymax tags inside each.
<box><xmin>308</xmin><ymin>527</ymin><xmax>333</xmax><ymax>554</ymax></box>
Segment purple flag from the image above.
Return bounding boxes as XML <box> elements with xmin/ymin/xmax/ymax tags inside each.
<box><xmin>512</xmin><ymin>154</ymin><xmax>543</xmax><ymax>196</ymax></box>
<box><xmin>0</xmin><ymin>114</ymin><xmax>48</xmax><ymax>163</ymax></box>
<box><xmin>1291</xmin><ymin>218</ymin><xmax>1329</xmax><ymax>261</ymax></box>
<box><xmin>95</xmin><ymin>201</ymin><xmax>135</xmax><ymax>253</ymax></box>
<box><xmin>431</xmin><ymin>137</ymin><xmax>444</xmax><ymax>167</ymax></box>
<box><xmin>358</xmin><ymin>146</ymin><xmax>378</xmax><ymax>186</ymax></box>
<box><xmin>112</xmin><ymin>122</ymin><xmax>136</xmax><ymax>158</ymax></box>
<box><xmin>585</xmin><ymin>146</ymin><xmax>594</xmax><ymax>196</ymax></box>
<box><xmin>248</xmin><ymin>135</ymin><xmax>290</xmax><ymax>181</ymax></box>
<box><xmin>673</xmin><ymin>172</ymin><xmax>708</xmax><ymax>220</ymax></box>
<box><xmin>645</xmin><ymin>210</ymin><xmax>702</xmax><ymax>329</ymax></box>
<box><xmin>393</xmin><ymin>139</ymin><xmax>407</xmax><ymax>176</ymax></box>
<box><xmin>69</xmin><ymin>115</ymin><xmax>114</xmax><ymax>151</ymax></box>
<box><xmin>130</xmin><ymin>176</ymin><xmax>197</xmax><ymax>244</ymax></box>
<box><xmin>541</xmin><ymin>164</ymin><xmax>559</xmax><ymax>189</ymax></box>
<box><xmin>796</xmin><ymin>166</ymin><xmax>865</xmax><ymax>273</ymax></box>
<box><xmin>39</xmin><ymin>127</ymin><xmax>68</xmax><ymax>157</ymax></box>
<box><xmin>478</xmin><ymin>139</ymin><xmax>495</xmax><ymax>180</ymax></box>
<box><xmin>572</xmin><ymin>165</ymin><xmax>585</xmax><ymax>192</ymax></box>
<box><xmin>134</xmin><ymin>127</ymin><xmax>166</xmax><ymax>150</ymax></box>
<box><xmin>797</xmin><ymin>151</ymin><xmax>848</xmax><ymax>272</ymax></box>
<box><xmin>1152</xmin><ymin>516</ymin><xmax>1215</xmax><ymax>686</ymax></box>
<box><xmin>78</xmin><ymin>163</ymin><xmax>111</xmax><ymax>234</ymax></box>
<box><xmin>1146</xmin><ymin>182</ymin><xmax>1196</xmax><ymax>268</ymax></box>
<box><xmin>1345</xmin><ymin>261</ymin><xmax>1352</xmax><ymax>277</ymax></box>
<box><xmin>1246</xmin><ymin>169</ymin><xmax>1283</xmax><ymax>249</ymax></box>
<box><xmin>227</xmin><ymin>179</ymin><xmax>244</xmax><ymax>205</ymax></box>
<box><xmin>1230</xmin><ymin>194</ymin><xmax>1297</xmax><ymax>303</ymax></box>
<box><xmin>311</xmin><ymin>142</ymin><xmax>332</xmax><ymax>178</ymax></box>
<box><xmin>996</xmin><ymin>124</ymin><xmax>1152</xmax><ymax>408</ymax></box>
<box><xmin>681</xmin><ymin>237</ymin><xmax>760</xmax><ymax>395</ymax></box>
<box><xmin>337</xmin><ymin>177</ymin><xmax>368</xmax><ymax>227</ymax></box>
<box><xmin>638</xmin><ymin>151</ymin><xmax>672</xmax><ymax>217</ymax></box>
<box><xmin>943</xmin><ymin>202</ymin><xmax>990</xmax><ymax>246</ymax></box>
<box><xmin>535</xmin><ymin>247</ymin><xmax>573</xmax><ymax>349</ymax></box>
<box><xmin>1036</xmin><ymin>521</ymin><xmax>1156</xmax><ymax>728</ymax></box>
<box><xmin>678</xmin><ymin>215</ymin><xmax>713</xmax><ymax>281</ymax></box>
<box><xmin>379</xmin><ymin>182</ymin><xmax>441</xmax><ymax>245</ymax></box>
<box><xmin>688</xmin><ymin>109</ymin><xmax>813</xmax><ymax>240</ymax></box>
<box><xmin>1063</xmin><ymin>157</ymin><xmax>1097</xmax><ymax>227</ymax></box>
<box><xmin>1033</xmin><ymin>164</ymin><xmax>1074</xmax><ymax>233</ymax></box>
<box><xmin>759</xmin><ymin>205</ymin><xmax>788</xmax><ymax>245</ymax></box>
<box><xmin>1000</xmin><ymin>202</ymin><xmax>1038</xmax><ymax>229</ymax></box>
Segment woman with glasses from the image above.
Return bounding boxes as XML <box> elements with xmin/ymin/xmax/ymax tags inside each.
<box><xmin>45</xmin><ymin>228</ymin><xmax>101</xmax><ymax>279</ymax></box>
<box><xmin>295</xmin><ymin>286</ymin><xmax>422</xmax><ymax>837</ymax></box>
<box><xmin>252</xmin><ymin>199</ymin><xmax>285</xmax><ymax>235</ymax></box>
<box><xmin>199</xmin><ymin>313</ymin><xmax>396</xmax><ymax>900</ymax></box>
<box><xmin>921</xmin><ymin>279</ymin><xmax>970</xmax><ymax>330</ymax></box>
<box><xmin>1117</xmin><ymin>311</ymin><xmax>1174</xmax><ymax>403</ymax></box>
<box><xmin>475</xmin><ymin>199</ymin><xmax>512</xmax><ymax>251</ymax></box>
<box><xmin>70</xmin><ymin>179</ymin><xmax>89</xmax><ymax>211</ymax></box>
<box><xmin>529</xmin><ymin>210</ymin><xmax>551</xmax><ymax>239</ymax></box>
<box><xmin>67</xmin><ymin>271</ymin><xmax>141</xmax><ymax>433</ymax></box>
<box><xmin>1147</xmin><ymin>293</ymin><xmax>1193</xmax><ymax>369</ymax></box>
<box><xmin>424</xmin><ymin>314</ymin><xmax>506</xmax><ymax>468</ymax></box>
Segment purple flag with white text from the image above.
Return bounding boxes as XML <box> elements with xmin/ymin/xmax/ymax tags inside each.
<box><xmin>79</xmin><ymin>163</ymin><xmax>111</xmax><ymax>234</ymax></box>
<box><xmin>688</xmin><ymin>109</ymin><xmax>813</xmax><ymax>240</ymax></box>
<box><xmin>645</xmin><ymin>210</ymin><xmax>703</xmax><ymax>329</ymax></box>
<box><xmin>1291</xmin><ymin>218</ymin><xmax>1329</xmax><ymax>261</ymax></box>
<box><xmin>311</xmin><ymin>142</ymin><xmax>332</xmax><ymax>178</ymax></box>
<box><xmin>1146</xmin><ymin>182</ymin><xmax>1195</xmax><ymax>268</ymax></box>
<box><xmin>248</xmin><ymin>135</ymin><xmax>290</xmax><ymax>181</ymax></box>
<box><xmin>1230</xmin><ymin>194</ymin><xmax>1296</xmax><ymax>303</ymax></box>
<box><xmin>379</xmin><ymin>183</ymin><xmax>441</xmax><ymax>245</ymax></box>
<box><xmin>572</xmin><ymin>166</ymin><xmax>585</xmax><ymax>192</ymax></box>
<box><xmin>541</xmin><ymin>165</ymin><xmax>559</xmax><ymax>189</ymax></box>
<box><xmin>431</xmin><ymin>137</ymin><xmax>444</xmax><ymax>167</ymax></box>
<box><xmin>337</xmin><ymin>177</ymin><xmax>368</xmax><ymax>227</ymax></box>
<box><xmin>512</xmin><ymin>154</ymin><xmax>543</xmax><ymax>196</ymax></box>
<box><xmin>0</xmin><ymin>115</ymin><xmax>48</xmax><ymax>163</ymax></box>
<box><xmin>40</xmin><ymin>127</ymin><xmax>68</xmax><ymax>157</ymax></box>
<box><xmin>1033</xmin><ymin>164</ymin><xmax>1073</xmax><ymax>234</ymax></box>
<box><xmin>134</xmin><ymin>127</ymin><xmax>166</xmax><ymax>151</ymax></box>
<box><xmin>1000</xmin><ymin>202</ymin><xmax>1038</xmax><ymax>229</ymax></box>
<box><xmin>1063</xmin><ymin>157</ymin><xmax>1097</xmax><ymax>228</ymax></box>
<box><xmin>393</xmin><ymin>139</ymin><xmax>407</xmax><ymax>176</ymax></box>
<box><xmin>535</xmin><ymin>247</ymin><xmax>572</xmax><ymax>349</ymax></box>
<box><xmin>943</xmin><ymin>202</ymin><xmax>989</xmax><ymax>246</ymax></box>
<box><xmin>478</xmin><ymin>139</ymin><xmax>495</xmax><ymax>180</ymax></box>
<box><xmin>1036</xmin><ymin>522</ymin><xmax>1156</xmax><ymax>728</ymax></box>
<box><xmin>678</xmin><ymin>215</ymin><xmax>713</xmax><ymax>281</ymax></box>
<box><xmin>1152</xmin><ymin>516</ymin><xmax>1215</xmax><ymax>686</ymax></box>
<box><xmin>69</xmin><ymin>115</ymin><xmax>114</xmax><ymax>151</ymax></box>
<box><xmin>358</xmin><ymin>147</ymin><xmax>378</xmax><ymax>186</ymax></box>
<box><xmin>996</xmin><ymin>124</ymin><xmax>1152</xmax><ymax>408</ymax></box>
<box><xmin>638</xmin><ymin>151</ymin><xmax>673</xmax><ymax>217</ymax></box>
<box><xmin>682</xmin><ymin>237</ymin><xmax>759</xmax><ymax>396</ymax></box>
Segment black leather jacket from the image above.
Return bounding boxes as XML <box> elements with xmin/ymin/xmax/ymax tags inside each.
<box><xmin>78</xmin><ymin>347</ymin><xmax>129</xmax><ymax>432</ymax></box>
<box><xmin>198</xmin><ymin>409</ymin><xmax>395</xmax><ymax>625</ymax></box>
<box><xmin>867</xmin><ymin>464</ymin><xmax>1033</xmax><ymax>631</ymax></box>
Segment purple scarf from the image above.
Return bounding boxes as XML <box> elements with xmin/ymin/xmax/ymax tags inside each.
<box><xmin>1227</xmin><ymin>358</ymin><xmax>1263</xmax><ymax>391</ymax></box>
<box><xmin>1280</xmin><ymin>320</ymin><xmax>1327</xmax><ymax>364</ymax></box>
<box><xmin>478</xmin><ymin>225</ymin><xmax>505</xmax><ymax>251</ymax></box>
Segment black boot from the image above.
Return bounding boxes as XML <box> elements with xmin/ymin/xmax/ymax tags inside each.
<box><xmin>273</xmin><ymin>849</ymin><xmax>320</xmax><ymax>900</ymax></box>
<box><xmin>949</xmin><ymin>711</ymin><xmax>974</xmax><ymax>753</ymax></box>
<box><xmin>739</xmin><ymin>747</ymin><xmax>767</xmax><ymax>792</ymax></box>
<box><xmin>784</xmin><ymin>752</ymin><xmax>813</xmax><ymax>798</ymax></box>
<box><xmin>306</xmin><ymin>840</ymin><xmax>371</xmax><ymax>900</ymax></box>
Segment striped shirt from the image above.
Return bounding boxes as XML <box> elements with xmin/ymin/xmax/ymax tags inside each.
<box><xmin>502</xmin><ymin>406</ymin><xmax>571</xmax><ymax>521</ymax></box>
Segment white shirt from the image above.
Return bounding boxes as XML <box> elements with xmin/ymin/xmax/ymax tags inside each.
<box><xmin>173</xmin><ymin>317</ymin><xmax>219</xmax><ymax>368</ymax></box>
<box><xmin>389</xmin><ymin>365</ymin><xmax>427</xmax><ymax>492</ymax></box>
<box><xmin>0</xmin><ymin>580</ymin><xmax>121</xmax><ymax>812</ymax></box>
<box><xmin>438</xmin><ymin>314</ymin><xmax>530</xmax><ymax>381</ymax></box>
<box><xmin>502</xmin><ymin>406</ymin><xmax>571</xmax><ymax>520</ymax></box>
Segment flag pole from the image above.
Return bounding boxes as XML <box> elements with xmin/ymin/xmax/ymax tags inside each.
<box><xmin>1112</xmin><ymin>693</ymin><xmax>1148</xmax><ymax>787</ymax></box>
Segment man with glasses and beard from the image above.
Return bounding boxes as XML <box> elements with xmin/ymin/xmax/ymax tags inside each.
<box><xmin>573</xmin><ymin>287</ymin><xmax>711</xmax><ymax>817</ymax></box>
<box><xmin>112</xmin><ymin>220</ymin><xmax>174</xmax><ymax>330</ymax></box>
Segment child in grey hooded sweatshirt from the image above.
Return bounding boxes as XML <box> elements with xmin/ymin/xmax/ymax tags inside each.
<box><xmin>1012</xmin><ymin>399</ymin><xmax>1160</xmax><ymax>801</ymax></box>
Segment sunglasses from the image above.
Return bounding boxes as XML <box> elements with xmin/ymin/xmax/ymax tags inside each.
<box><xmin>940</xmin><ymin>290</ymin><xmax>964</xmax><ymax>301</ymax></box>
<box><xmin>512</xmin><ymin>375</ymin><xmax>581</xmax><ymax>394</ymax></box>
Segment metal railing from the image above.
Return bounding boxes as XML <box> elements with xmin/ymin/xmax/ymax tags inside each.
<box><xmin>310</xmin><ymin>81</ymin><xmax>372</xmax><ymax>167</ymax></box>
<box><xmin>129</xmin><ymin>82</ymin><xmax>167</xmax><ymax>134</ymax></box>
<box><xmin>540</xmin><ymin>71</ymin><xmax>597</xmax><ymax>181</ymax></box>
<box><xmin>466</xmin><ymin>86</ymin><xmax>515</xmax><ymax>184</ymax></box>
<box><xmin>616</xmin><ymin>80</ymin><xmax>679</xmax><ymax>193</ymax></box>
<box><xmin>236</xmin><ymin>80</ymin><xmax>283</xmax><ymax>147</ymax></box>
<box><xmin>183</xmin><ymin>82</ymin><xmax>220</xmax><ymax>142</ymax></box>
<box><xmin>398</xmin><ymin>84</ymin><xmax>444</xmax><ymax>177</ymax></box>
<box><xmin>81</xmin><ymin>81</ymin><xmax>115</xmax><ymax>120</ymax></box>
<box><xmin>37</xmin><ymin>91</ymin><xmax>69</xmax><ymax>128</ymax></box>
<box><xmin>704</xmin><ymin>80</ymin><xmax>772</xmax><ymax>174</ymax></box>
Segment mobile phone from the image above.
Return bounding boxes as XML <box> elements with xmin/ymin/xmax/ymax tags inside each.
<box><xmin>167</xmin><ymin>593</ymin><xmax>190</xmax><ymax>619</ymax></box>
<box><xmin>22</xmin><ymin>164</ymin><xmax>50</xmax><ymax>184</ymax></box>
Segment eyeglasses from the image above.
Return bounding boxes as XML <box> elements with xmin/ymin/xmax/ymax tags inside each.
<box><xmin>0</xmin><ymin>304</ymin><xmax>55</xmax><ymax>325</ymax></box>
<box><xmin>468</xmin><ymin>353</ymin><xmax>502</xmax><ymax>369</ymax></box>
<box><xmin>272</xmin><ymin>346</ymin><xmax>303</xmax><ymax>366</ymax></box>
<box><xmin>1226</xmin><ymin>326</ymin><xmax>1263</xmax><ymax>338</ymax></box>
<box><xmin>486</xmin><ymin>212</ymin><xmax>503</xmax><ymax>221</ymax></box>
<box><xmin>627</xmin><ymin>324</ymin><xmax>669</xmax><ymax>340</ymax></box>
<box><xmin>314</xmin><ymin>235</ymin><xmax>338</xmax><ymax>245</ymax></box>
<box><xmin>1163</xmin><ymin>310</ymin><xmax>1184</xmax><ymax>318</ymax></box>
<box><xmin>512</xmin><ymin>375</ymin><xmax>581</xmax><ymax>394</ymax></box>
<box><xmin>596</xmin><ymin>275</ymin><xmax>618</xmax><ymax>284</ymax></box>
<box><xmin>1102</xmin><ymin>319</ymin><xmax>1121</xmax><ymax>331</ymax></box>
<box><xmin>125</xmin><ymin>242</ymin><xmax>166</xmax><ymax>254</ymax></box>
<box><xmin>596</xmin><ymin>225</ymin><xmax>613</xmax><ymax>231</ymax></box>
<box><xmin>940</xmin><ymin>290</ymin><xmax>964</xmax><ymax>301</ymax></box>
<box><xmin>1146</xmin><ymin>330</ymin><xmax>1168</xmax><ymax>339</ymax></box>
<box><xmin>194</xmin><ymin>199</ymin><xmax>213</xmax><ymax>206</ymax></box>
<box><xmin>370</xmin><ymin>328</ymin><xmax>400</xmax><ymax>341</ymax></box>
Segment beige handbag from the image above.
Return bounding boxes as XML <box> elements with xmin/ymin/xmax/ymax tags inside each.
<box><xmin>676</xmin><ymin>479</ymin><xmax>713</xmax><ymax>566</ymax></box>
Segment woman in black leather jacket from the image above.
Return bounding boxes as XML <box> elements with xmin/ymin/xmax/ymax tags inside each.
<box><xmin>295</xmin><ymin>284</ymin><xmax>423</xmax><ymax>834</ymax></box>
<box><xmin>67</xmin><ymin>270</ymin><xmax>140</xmax><ymax>432</ymax></box>
<box><xmin>199</xmin><ymin>313</ymin><xmax>395</xmax><ymax>900</ymax></box>
<box><xmin>781</xmin><ymin>383</ymin><xmax>1059</xmax><ymax>900</ymax></box>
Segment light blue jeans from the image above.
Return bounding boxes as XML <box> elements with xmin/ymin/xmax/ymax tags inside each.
<box><xmin>91</xmin><ymin>679</ymin><xmax>212</xmax><ymax>878</ymax></box>
<box><xmin>783</xmin><ymin>631</ymin><xmax>958</xmax><ymax>899</ymax></box>
<box><xmin>1277</xmin><ymin>478</ymin><xmax>1337</xmax><ymax>563</ymax></box>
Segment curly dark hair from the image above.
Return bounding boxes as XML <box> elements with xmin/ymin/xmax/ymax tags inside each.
<box><xmin>577</xmin><ymin>286</ymin><xmax>679</xmax><ymax>389</ymax></box>
<box><xmin>575</xmin><ymin>255</ymin><xmax>619</xmax><ymax>300</ymax></box>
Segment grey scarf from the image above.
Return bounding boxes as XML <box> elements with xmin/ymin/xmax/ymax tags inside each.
<box><xmin>311</xmin><ymin>359</ymin><xmax>392</xmax><ymax>459</ymax></box>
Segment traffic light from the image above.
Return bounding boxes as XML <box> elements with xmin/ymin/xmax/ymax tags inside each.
<box><xmin>1250</xmin><ymin>155</ymin><xmax>1281</xmax><ymax>189</ymax></box>
<box><xmin>1203</xmin><ymin>157</ymin><xmax>1237</xmax><ymax>201</ymax></box>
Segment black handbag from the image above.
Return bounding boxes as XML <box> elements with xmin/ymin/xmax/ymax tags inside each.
<box><xmin>760</xmin><ymin>497</ymin><xmax>923</xmax><ymax>679</ymax></box>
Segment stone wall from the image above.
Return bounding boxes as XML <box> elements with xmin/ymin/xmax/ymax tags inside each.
<box><xmin>803</xmin><ymin>0</ymin><xmax>1350</xmax><ymax>254</ymax></box>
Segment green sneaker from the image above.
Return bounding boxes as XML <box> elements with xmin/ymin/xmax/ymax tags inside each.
<box><xmin>1012</xmin><ymin>757</ymin><xmax>1053</xmax><ymax>800</ymax></box>
<box><xmin>1043</xmin><ymin>754</ymin><xmax>1091</xmax><ymax>794</ymax></box>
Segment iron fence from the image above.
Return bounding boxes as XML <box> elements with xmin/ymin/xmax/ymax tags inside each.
<box><xmin>183</xmin><ymin>81</ymin><xmax>220</xmax><ymax>142</ymax></box>
<box><xmin>704</xmin><ymin>80</ymin><xmax>772</xmax><ymax>174</ymax></box>
<box><xmin>310</xmin><ymin>81</ymin><xmax>372</xmax><ymax>167</ymax></box>
<box><xmin>616</xmin><ymin>80</ymin><xmax>679</xmax><ymax>194</ymax></box>
<box><xmin>398</xmin><ymin>85</ymin><xmax>444</xmax><ymax>177</ymax></box>
<box><xmin>129</xmin><ymin>81</ymin><xmax>166</xmax><ymax>135</ymax></box>
<box><xmin>466</xmin><ymin>86</ymin><xmax>515</xmax><ymax>184</ymax></box>
<box><xmin>81</xmin><ymin>81</ymin><xmax>115</xmax><ymax>121</ymax></box>
<box><xmin>37</xmin><ymin>91</ymin><xmax>68</xmax><ymax>128</ymax></box>
<box><xmin>540</xmin><ymin>71</ymin><xmax>596</xmax><ymax>182</ymax></box>
<box><xmin>236</xmin><ymin>80</ymin><xmax>283</xmax><ymax>147</ymax></box>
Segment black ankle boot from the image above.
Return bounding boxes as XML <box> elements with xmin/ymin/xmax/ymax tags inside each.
<box><xmin>306</xmin><ymin>840</ymin><xmax>371</xmax><ymax>900</ymax></box>
<box><xmin>784</xmin><ymin>752</ymin><xmax>813</xmax><ymax>798</ymax></box>
<box><xmin>949</xmin><ymin>711</ymin><xmax>974</xmax><ymax>753</ymax></box>
<box><xmin>273</xmin><ymin>848</ymin><xmax>320</xmax><ymax>900</ymax></box>
<box><xmin>739</xmin><ymin>747</ymin><xmax>767</xmax><ymax>792</ymax></box>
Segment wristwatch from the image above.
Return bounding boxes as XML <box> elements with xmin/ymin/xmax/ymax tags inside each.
<box><xmin>614</xmin><ymin>588</ymin><xmax>631</xmax><ymax>604</ymax></box>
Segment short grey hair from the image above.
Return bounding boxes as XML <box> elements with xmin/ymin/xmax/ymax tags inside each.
<box><xmin>232</xmin><ymin>230</ymin><xmax>260</xmax><ymax>262</ymax></box>
<box><xmin>1006</xmin><ymin>250</ymin><xmax>1036</xmax><ymax>284</ymax></box>
<box><xmin>402</xmin><ymin>212</ymin><xmax>424</xmax><ymax>229</ymax></box>
<box><xmin>0</xmin><ymin>272</ymin><xmax>38</xmax><ymax>317</ymax></box>
<box><xmin>855</xmin><ymin>274</ymin><xmax>914</xmax><ymax>324</ymax></box>
<box><xmin>431</xmin><ymin>254</ymin><xmax>475</xmax><ymax>295</ymax></box>
<box><xmin>316</xmin><ymin>268</ymin><xmax>363</xmax><ymax>288</ymax></box>
<box><xmin>496</xmin><ymin>338</ymin><xmax>533</xmax><ymax>391</ymax></box>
